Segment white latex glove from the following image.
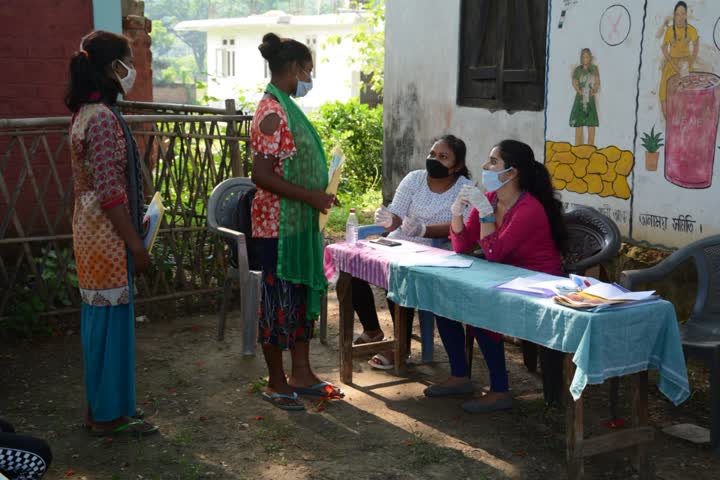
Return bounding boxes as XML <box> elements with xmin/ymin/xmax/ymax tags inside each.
<box><xmin>462</xmin><ymin>185</ymin><xmax>494</xmax><ymax>218</ymax></box>
<box><xmin>374</xmin><ymin>205</ymin><xmax>393</xmax><ymax>228</ymax></box>
<box><xmin>400</xmin><ymin>215</ymin><xmax>426</xmax><ymax>238</ymax></box>
<box><xmin>451</xmin><ymin>190</ymin><xmax>470</xmax><ymax>216</ymax></box>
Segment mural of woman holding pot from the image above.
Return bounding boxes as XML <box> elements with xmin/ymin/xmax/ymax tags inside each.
<box><xmin>569</xmin><ymin>48</ymin><xmax>600</xmax><ymax>146</ymax></box>
<box><xmin>658</xmin><ymin>1</ymin><xmax>699</xmax><ymax>118</ymax></box>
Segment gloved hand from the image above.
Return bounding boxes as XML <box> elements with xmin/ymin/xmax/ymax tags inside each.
<box><xmin>451</xmin><ymin>191</ymin><xmax>470</xmax><ymax>216</ymax></box>
<box><xmin>461</xmin><ymin>185</ymin><xmax>494</xmax><ymax>217</ymax></box>
<box><xmin>401</xmin><ymin>215</ymin><xmax>426</xmax><ymax>238</ymax></box>
<box><xmin>374</xmin><ymin>205</ymin><xmax>393</xmax><ymax>228</ymax></box>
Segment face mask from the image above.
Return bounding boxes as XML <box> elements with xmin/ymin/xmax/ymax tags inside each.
<box><xmin>114</xmin><ymin>60</ymin><xmax>136</xmax><ymax>95</ymax></box>
<box><xmin>426</xmin><ymin>158</ymin><xmax>452</xmax><ymax>179</ymax></box>
<box><xmin>292</xmin><ymin>69</ymin><xmax>313</xmax><ymax>98</ymax></box>
<box><xmin>482</xmin><ymin>167</ymin><xmax>513</xmax><ymax>192</ymax></box>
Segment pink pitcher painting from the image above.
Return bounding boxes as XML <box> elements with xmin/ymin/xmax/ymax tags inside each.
<box><xmin>664</xmin><ymin>72</ymin><xmax>720</xmax><ymax>188</ymax></box>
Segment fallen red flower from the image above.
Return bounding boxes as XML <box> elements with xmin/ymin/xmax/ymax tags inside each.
<box><xmin>255</xmin><ymin>416</ymin><xmax>263</xmax><ymax>421</ymax></box>
<box><xmin>65</xmin><ymin>469</ymin><xmax>75</xmax><ymax>476</ymax></box>
<box><xmin>603</xmin><ymin>418</ymin><xmax>626</xmax><ymax>428</ymax></box>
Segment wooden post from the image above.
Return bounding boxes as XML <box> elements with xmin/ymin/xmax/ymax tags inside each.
<box><xmin>632</xmin><ymin>371</ymin><xmax>651</xmax><ymax>479</ymax></box>
<box><xmin>565</xmin><ymin>354</ymin><xmax>584</xmax><ymax>479</ymax></box>
<box><xmin>225</xmin><ymin>99</ymin><xmax>243</xmax><ymax>177</ymax></box>
<box><xmin>393</xmin><ymin>304</ymin><xmax>408</xmax><ymax>375</ymax></box>
<box><xmin>336</xmin><ymin>272</ymin><xmax>354</xmax><ymax>384</ymax></box>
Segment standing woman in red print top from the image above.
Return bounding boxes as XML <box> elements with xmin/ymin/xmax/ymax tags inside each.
<box><xmin>251</xmin><ymin>33</ymin><xmax>343</xmax><ymax>410</ymax></box>
<box><xmin>424</xmin><ymin>140</ymin><xmax>568</xmax><ymax>413</ymax></box>
<box><xmin>65</xmin><ymin>31</ymin><xmax>157</xmax><ymax>436</ymax></box>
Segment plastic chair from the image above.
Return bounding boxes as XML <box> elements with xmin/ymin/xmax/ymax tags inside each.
<box><xmin>206</xmin><ymin>177</ymin><xmax>259</xmax><ymax>354</ymax></box>
<box><xmin>612</xmin><ymin>234</ymin><xmax>720</xmax><ymax>454</ymax></box>
<box><xmin>318</xmin><ymin>224</ymin><xmax>438</xmax><ymax>363</ymax></box>
<box><xmin>535</xmin><ymin>206</ymin><xmax>621</xmax><ymax>405</ymax></box>
<box><xmin>464</xmin><ymin>206</ymin><xmax>621</xmax><ymax>405</ymax></box>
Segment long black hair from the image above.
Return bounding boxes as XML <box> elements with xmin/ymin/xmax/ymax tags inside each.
<box><xmin>64</xmin><ymin>30</ymin><xmax>130</xmax><ymax>113</ymax></box>
<box><xmin>495</xmin><ymin>139</ymin><xmax>568</xmax><ymax>253</ymax></box>
<box><xmin>258</xmin><ymin>32</ymin><xmax>312</xmax><ymax>74</ymax></box>
<box><xmin>673</xmin><ymin>1</ymin><xmax>688</xmax><ymax>41</ymax></box>
<box><xmin>435</xmin><ymin>134</ymin><xmax>471</xmax><ymax>179</ymax></box>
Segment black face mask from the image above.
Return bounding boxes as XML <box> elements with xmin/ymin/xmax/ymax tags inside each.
<box><xmin>426</xmin><ymin>158</ymin><xmax>452</xmax><ymax>179</ymax></box>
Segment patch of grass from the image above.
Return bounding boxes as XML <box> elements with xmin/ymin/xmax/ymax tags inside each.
<box><xmin>173</xmin><ymin>427</ymin><xmax>194</xmax><ymax>447</ymax></box>
<box><xmin>178</xmin><ymin>454</ymin><xmax>204</xmax><ymax>480</ymax></box>
<box><xmin>247</xmin><ymin>377</ymin><xmax>269</xmax><ymax>394</ymax></box>
<box><xmin>404</xmin><ymin>431</ymin><xmax>464</xmax><ymax>467</ymax></box>
<box><xmin>254</xmin><ymin>421</ymin><xmax>293</xmax><ymax>458</ymax></box>
<box><xmin>325</xmin><ymin>189</ymin><xmax>382</xmax><ymax>239</ymax></box>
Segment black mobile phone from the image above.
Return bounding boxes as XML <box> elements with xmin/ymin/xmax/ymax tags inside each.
<box><xmin>370</xmin><ymin>238</ymin><xmax>401</xmax><ymax>247</ymax></box>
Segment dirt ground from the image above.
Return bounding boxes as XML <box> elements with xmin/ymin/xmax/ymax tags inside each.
<box><xmin>1</xmin><ymin>288</ymin><xmax>719</xmax><ymax>480</ymax></box>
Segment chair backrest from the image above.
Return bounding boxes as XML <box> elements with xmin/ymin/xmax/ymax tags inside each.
<box><xmin>688</xmin><ymin>236</ymin><xmax>720</xmax><ymax>333</ymax></box>
<box><xmin>207</xmin><ymin>177</ymin><xmax>255</xmax><ymax>232</ymax></box>
<box><xmin>562</xmin><ymin>206</ymin><xmax>621</xmax><ymax>275</ymax></box>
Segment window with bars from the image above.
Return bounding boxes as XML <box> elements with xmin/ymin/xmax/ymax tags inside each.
<box><xmin>216</xmin><ymin>38</ymin><xmax>236</xmax><ymax>77</ymax></box>
<box><xmin>457</xmin><ymin>0</ymin><xmax>548</xmax><ymax>111</ymax></box>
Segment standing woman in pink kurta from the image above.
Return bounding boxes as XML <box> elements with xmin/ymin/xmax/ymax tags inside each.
<box><xmin>66</xmin><ymin>31</ymin><xmax>157</xmax><ymax>436</ymax></box>
<box><xmin>424</xmin><ymin>140</ymin><xmax>568</xmax><ymax>414</ymax></box>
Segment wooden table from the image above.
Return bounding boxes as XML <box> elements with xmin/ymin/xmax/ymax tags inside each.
<box><xmin>325</xmin><ymin>242</ymin><xmax>688</xmax><ymax>479</ymax></box>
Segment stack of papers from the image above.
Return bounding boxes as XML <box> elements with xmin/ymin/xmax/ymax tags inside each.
<box><xmin>553</xmin><ymin>282</ymin><xmax>657</xmax><ymax>310</ymax></box>
<box><xmin>495</xmin><ymin>273</ymin><xmax>658</xmax><ymax>310</ymax></box>
<box><xmin>396</xmin><ymin>254</ymin><xmax>474</xmax><ymax>268</ymax></box>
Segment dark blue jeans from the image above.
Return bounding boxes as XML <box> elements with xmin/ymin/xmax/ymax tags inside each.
<box><xmin>435</xmin><ymin>315</ymin><xmax>509</xmax><ymax>392</ymax></box>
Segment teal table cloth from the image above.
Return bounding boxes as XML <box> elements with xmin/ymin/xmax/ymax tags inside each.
<box><xmin>387</xmin><ymin>257</ymin><xmax>689</xmax><ymax>405</ymax></box>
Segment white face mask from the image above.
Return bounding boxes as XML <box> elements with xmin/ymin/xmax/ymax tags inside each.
<box><xmin>114</xmin><ymin>60</ymin><xmax>136</xmax><ymax>95</ymax></box>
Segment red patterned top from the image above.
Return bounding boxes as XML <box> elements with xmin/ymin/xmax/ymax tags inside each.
<box><xmin>250</xmin><ymin>96</ymin><xmax>297</xmax><ymax>238</ymax></box>
<box><xmin>70</xmin><ymin>103</ymin><xmax>131</xmax><ymax>306</ymax></box>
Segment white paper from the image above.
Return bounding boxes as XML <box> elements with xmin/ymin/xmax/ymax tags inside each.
<box><xmin>395</xmin><ymin>253</ymin><xmax>474</xmax><ymax>268</ymax></box>
<box><xmin>582</xmin><ymin>282</ymin><xmax>656</xmax><ymax>301</ymax></box>
<box><xmin>497</xmin><ymin>273</ymin><xmax>567</xmax><ymax>295</ymax></box>
<box><xmin>360</xmin><ymin>240</ymin><xmax>431</xmax><ymax>254</ymax></box>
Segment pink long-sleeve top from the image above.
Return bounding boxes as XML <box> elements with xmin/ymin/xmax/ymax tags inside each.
<box><xmin>450</xmin><ymin>191</ymin><xmax>563</xmax><ymax>276</ymax></box>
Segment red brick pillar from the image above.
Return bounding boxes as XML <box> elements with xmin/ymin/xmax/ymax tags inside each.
<box><xmin>122</xmin><ymin>14</ymin><xmax>153</xmax><ymax>102</ymax></box>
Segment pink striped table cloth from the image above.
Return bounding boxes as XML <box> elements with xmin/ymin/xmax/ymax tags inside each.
<box><xmin>324</xmin><ymin>240</ymin><xmax>451</xmax><ymax>289</ymax></box>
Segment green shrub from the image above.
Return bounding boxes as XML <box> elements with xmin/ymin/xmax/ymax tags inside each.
<box><xmin>311</xmin><ymin>99</ymin><xmax>384</xmax><ymax>196</ymax></box>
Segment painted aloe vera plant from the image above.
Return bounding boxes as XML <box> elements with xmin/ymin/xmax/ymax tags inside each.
<box><xmin>642</xmin><ymin>126</ymin><xmax>664</xmax><ymax>171</ymax></box>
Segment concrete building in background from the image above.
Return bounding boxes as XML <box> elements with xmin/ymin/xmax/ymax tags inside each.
<box><xmin>384</xmin><ymin>0</ymin><xmax>720</xmax><ymax>248</ymax></box>
<box><xmin>175</xmin><ymin>10</ymin><xmax>364</xmax><ymax>110</ymax></box>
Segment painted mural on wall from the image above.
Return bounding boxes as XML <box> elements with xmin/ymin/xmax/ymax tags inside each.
<box><xmin>546</xmin><ymin>0</ymin><xmax>720</xmax><ymax>248</ymax></box>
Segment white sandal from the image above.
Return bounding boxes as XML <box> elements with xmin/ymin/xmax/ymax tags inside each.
<box><xmin>368</xmin><ymin>353</ymin><xmax>394</xmax><ymax>370</ymax></box>
<box><xmin>354</xmin><ymin>331</ymin><xmax>384</xmax><ymax>345</ymax></box>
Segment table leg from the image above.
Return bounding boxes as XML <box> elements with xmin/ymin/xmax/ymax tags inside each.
<box><xmin>632</xmin><ymin>371</ymin><xmax>651</xmax><ymax>479</ymax></box>
<box><xmin>336</xmin><ymin>272</ymin><xmax>354</xmax><ymax>384</ymax></box>
<box><xmin>564</xmin><ymin>354</ymin><xmax>584</xmax><ymax>479</ymax></box>
<box><xmin>394</xmin><ymin>303</ymin><xmax>408</xmax><ymax>376</ymax></box>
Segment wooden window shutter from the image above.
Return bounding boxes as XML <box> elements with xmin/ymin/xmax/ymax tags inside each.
<box><xmin>458</xmin><ymin>0</ymin><xmax>547</xmax><ymax>111</ymax></box>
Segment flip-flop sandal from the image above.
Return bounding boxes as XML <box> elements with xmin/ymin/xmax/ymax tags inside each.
<box><xmin>353</xmin><ymin>331</ymin><xmax>384</xmax><ymax>345</ymax></box>
<box><xmin>91</xmin><ymin>419</ymin><xmax>159</xmax><ymax>437</ymax></box>
<box><xmin>292</xmin><ymin>381</ymin><xmax>345</xmax><ymax>398</ymax></box>
<box><xmin>262</xmin><ymin>391</ymin><xmax>306</xmax><ymax>411</ymax></box>
<box><xmin>368</xmin><ymin>353</ymin><xmax>395</xmax><ymax>370</ymax></box>
<box><xmin>84</xmin><ymin>406</ymin><xmax>146</xmax><ymax>429</ymax></box>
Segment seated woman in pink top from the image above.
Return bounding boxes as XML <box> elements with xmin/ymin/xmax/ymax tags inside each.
<box><xmin>424</xmin><ymin>139</ymin><xmax>568</xmax><ymax>414</ymax></box>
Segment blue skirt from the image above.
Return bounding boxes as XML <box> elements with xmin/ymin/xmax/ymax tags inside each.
<box><xmin>80</xmin><ymin>262</ymin><xmax>136</xmax><ymax>422</ymax></box>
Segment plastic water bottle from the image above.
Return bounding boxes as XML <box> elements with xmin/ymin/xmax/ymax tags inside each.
<box><xmin>345</xmin><ymin>208</ymin><xmax>359</xmax><ymax>245</ymax></box>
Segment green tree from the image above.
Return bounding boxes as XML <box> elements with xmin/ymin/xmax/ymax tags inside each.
<box><xmin>326</xmin><ymin>0</ymin><xmax>384</xmax><ymax>94</ymax></box>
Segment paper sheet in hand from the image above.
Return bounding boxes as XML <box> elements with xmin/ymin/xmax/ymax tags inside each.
<box><xmin>319</xmin><ymin>146</ymin><xmax>345</xmax><ymax>231</ymax></box>
<box><xmin>143</xmin><ymin>192</ymin><xmax>165</xmax><ymax>252</ymax></box>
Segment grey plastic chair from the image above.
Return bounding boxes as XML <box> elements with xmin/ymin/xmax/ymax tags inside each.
<box><xmin>614</xmin><ymin>234</ymin><xmax>720</xmax><ymax>454</ymax></box>
<box><xmin>532</xmin><ymin>206</ymin><xmax>621</xmax><ymax>405</ymax></box>
<box><xmin>206</xmin><ymin>177</ymin><xmax>259</xmax><ymax>354</ymax></box>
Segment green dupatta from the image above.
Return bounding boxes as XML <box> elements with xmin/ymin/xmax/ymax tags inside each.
<box><xmin>266</xmin><ymin>83</ymin><xmax>328</xmax><ymax>320</ymax></box>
